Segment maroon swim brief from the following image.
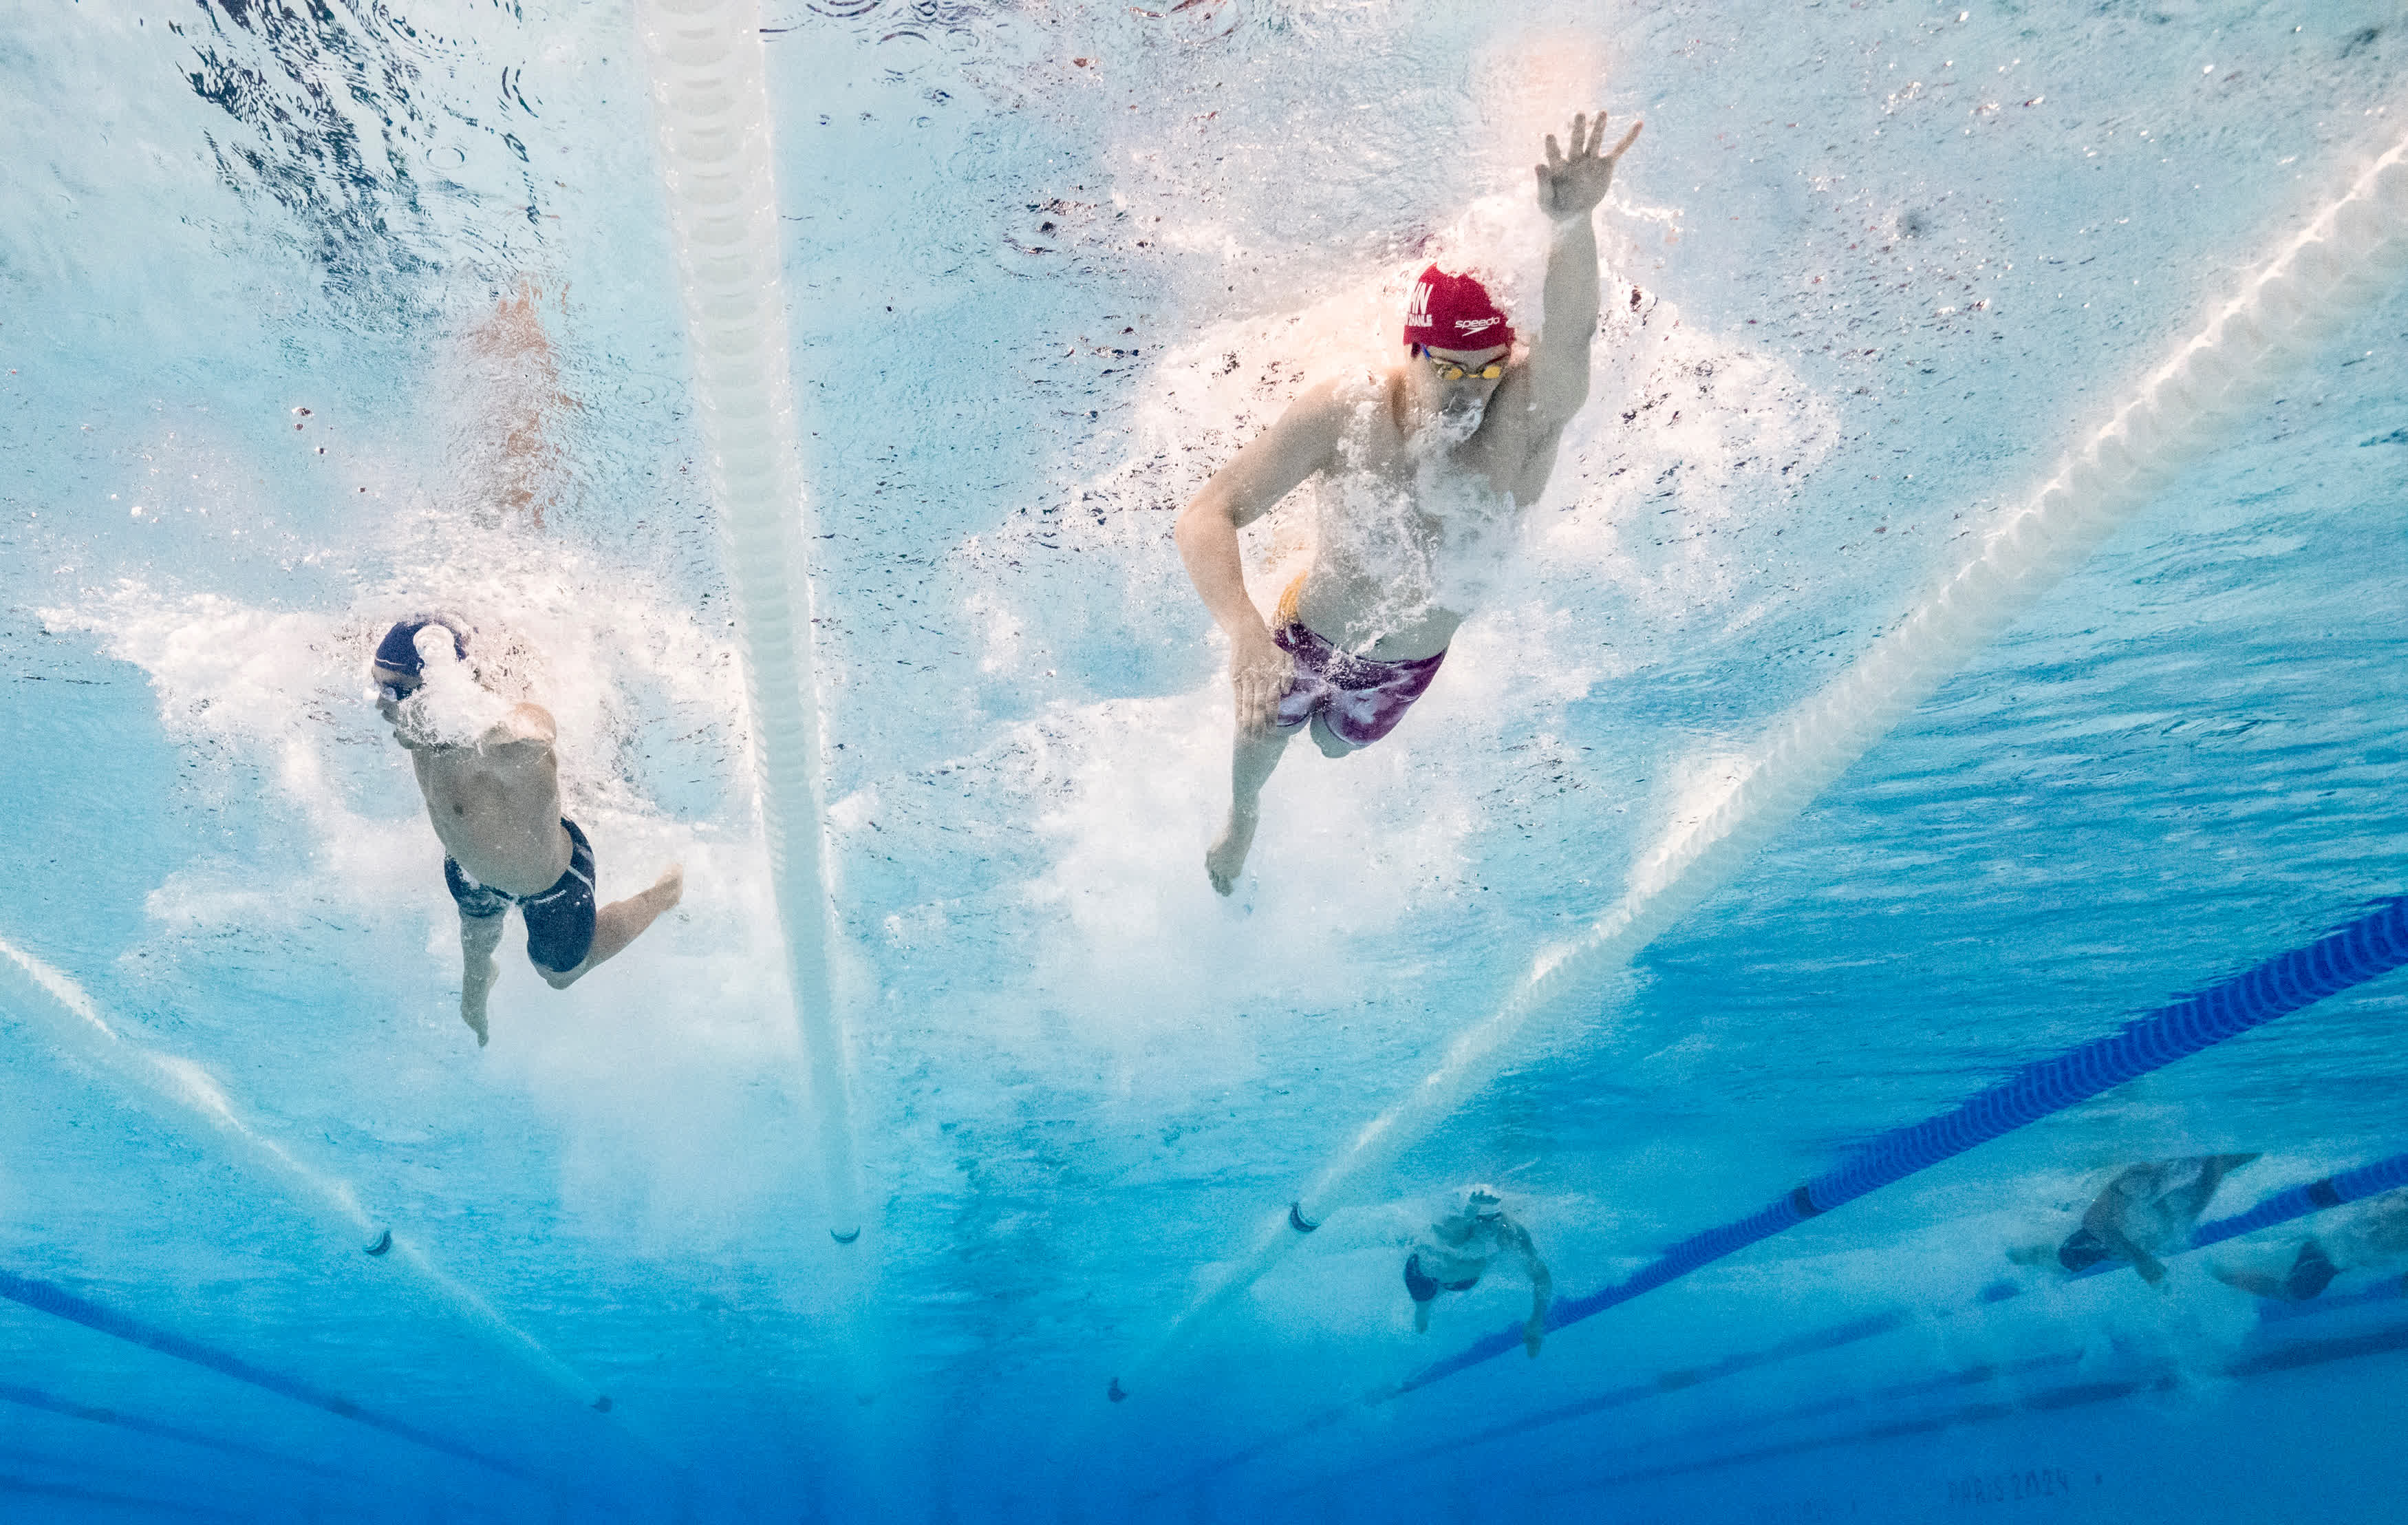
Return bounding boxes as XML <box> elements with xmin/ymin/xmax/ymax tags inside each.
<box><xmin>1271</xmin><ymin>622</ymin><xmax>1448</xmax><ymax>749</ymax></box>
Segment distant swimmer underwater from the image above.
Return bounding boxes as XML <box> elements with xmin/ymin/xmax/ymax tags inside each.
<box><xmin>2010</xmin><ymin>1153</ymin><xmax>2261</xmax><ymax>1286</ymax></box>
<box><xmin>1404</xmin><ymin>1186</ymin><xmax>1554</xmax><ymax>1356</ymax></box>
<box><xmin>2212</xmin><ymin>1186</ymin><xmax>2408</xmax><ymax>1303</ymax></box>
<box><xmin>371</xmin><ymin>615</ymin><xmax>683</xmax><ymax>1046</ymax></box>
<box><xmin>1175</xmin><ymin>109</ymin><xmax>1642</xmax><ymax>894</ymax></box>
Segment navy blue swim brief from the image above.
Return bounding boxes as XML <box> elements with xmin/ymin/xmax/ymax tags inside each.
<box><xmin>444</xmin><ymin>818</ymin><xmax>596</xmax><ymax>974</ymax></box>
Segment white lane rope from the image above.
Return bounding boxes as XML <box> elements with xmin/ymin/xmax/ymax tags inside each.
<box><xmin>1110</xmin><ymin>133</ymin><xmax>2408</xmax><ymax>1401</ymax></box>
<box><xmin>635</xmin><ymin>0</ymin><xmax>860</xmax><ymax>1240</ymax></box>
<box><xmin>0</xmin><ymin>935</ymin><xmax>639</xmax><ymax>1436</ymax></box>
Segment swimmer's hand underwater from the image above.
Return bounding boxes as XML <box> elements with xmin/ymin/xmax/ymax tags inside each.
<box><xmin>1534</xmin><ymin>110</ymin><xmax>1642</xmax><ymax>224</ymax></box>
<box><xmin>1229</xmin><ymin>630</ymin><xmax>1297</xmax><ymax>739</ymax></box>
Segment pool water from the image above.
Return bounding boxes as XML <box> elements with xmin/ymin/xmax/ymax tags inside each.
<box><xmin>4</xmin><ymin>1</ymin><xmax>2407</xmax><ymax>1519</ymax></box>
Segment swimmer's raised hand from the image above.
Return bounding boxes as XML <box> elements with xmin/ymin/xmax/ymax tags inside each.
<box><xmin>1229</xmin><ymin>628</ymin><xmax>1296</xmax><ymax>735</ymax></box>
<box><xmin>1536</xmin><ymin>110</ymin><xmax>1642</xmax><ymax>223</ymax></box>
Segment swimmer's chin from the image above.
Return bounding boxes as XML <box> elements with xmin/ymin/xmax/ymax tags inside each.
<box><xmin>1413</xmin><ymin>403</ymin><xmax>1486</xmax><ymax>456</ymax></box>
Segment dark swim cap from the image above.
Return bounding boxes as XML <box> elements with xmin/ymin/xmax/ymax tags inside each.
<box><xmin>2056</xmin><ymin>1226</ymin><xmax>2112</xmax><ymax>1273</ymax></box>
<box><xmin>373</xmin><ymin>613</ymin><xmax>471</xmax><ymax>676</ymax></box>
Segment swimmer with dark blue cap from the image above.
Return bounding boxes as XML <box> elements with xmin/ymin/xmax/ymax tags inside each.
<box><xmin>2010</xmin><ymin>1154</ymin><xmax>2260</xmax><ymax>1286</ymax></box>
<box><xmin>371</xmin><ymin>614</ymin><xmax>683</xmax><ymax>1047</ymax></box>
<box><xmin>1404</xmin><ymin>1186</ymin><xmax>1554</xmax><ymax>1356</ymax></box>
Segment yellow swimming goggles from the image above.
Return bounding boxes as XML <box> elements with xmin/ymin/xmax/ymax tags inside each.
<box><xmin>1423</xmin><ymin>354</ymin><xmax>1505</xmax><ymax>383</ymax></box>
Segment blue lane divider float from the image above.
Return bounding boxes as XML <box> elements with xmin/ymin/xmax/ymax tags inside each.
<box><xmin>1398</xmin><ymin>897</ymin><xmax>2408</xmax><ymax>1395</ymax></box>
<box><xmin>2186</xmin><ymin>1151</ymin><xmax>2408</xmax><ymax>1252</ymax></box>
<box><xmin>0</xmin><ymin>1268</ymin><xmax>533</xmax><ymax>1482</ymax></box>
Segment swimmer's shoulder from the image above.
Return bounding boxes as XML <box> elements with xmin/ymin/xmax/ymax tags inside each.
<box><xmin>1328</xmin><ymin>365</ymin><xmax>1390</xmax><ymax>405</ymax></box>
<box><xmin>475</xmin><ymin>701</ymin><xmax>557</xmax><ymax>752</ymax></box>
<box><xmin>506</xmin><ymin>701</ymin><xmax>556</xmax><ymax>740</ymax></box>
<box><xmin>1291</xmin><ymin>365</ymin><xmax>1404</xmax><ymax>449</ymax></box>
<box><xmin>1247</xmin><ymin>371</ymin><xmax>1377</xmax><ymax>465</ymax></box>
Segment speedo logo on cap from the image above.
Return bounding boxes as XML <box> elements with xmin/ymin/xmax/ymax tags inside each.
<box><xmin>1401</xmin><ymin>263</ymin><xmax>1515</xmax><ymax>351</ymax></box>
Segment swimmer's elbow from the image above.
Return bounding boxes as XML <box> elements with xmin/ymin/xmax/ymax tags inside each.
<box><xmin>1176</xmin><ymin>488</ymin><xmax>1243</xmax><ymax>546</ymax></box>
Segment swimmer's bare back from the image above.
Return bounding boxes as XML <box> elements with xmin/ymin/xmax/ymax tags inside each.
<box><xmin>404</xmin><ymin>703</ymin><xmax>573</xmax><ymax>895</ymax></box>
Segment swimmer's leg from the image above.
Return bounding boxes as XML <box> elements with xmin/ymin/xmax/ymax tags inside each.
<box><xmin>460</xmin><ymin>908</ymin><xmax>506</xmax><ymax>1047</ymax></box>
<box><xmin>2212</xmin><ymin>1263</ymin><xmax>2294</xmax><ymax>1301</ymax></box>
<box><xmin>544</xmin><ymin>865</ymin><xmax>685</xmax><ymax>990</ymax></box>
<box><xmin>1208</xmin><ymin>725</ymin><xmax>1293</xmax><ymax>896</ymax></box>
<box><xmin>1307</xmin><ymin>712</ymin><xmax>1362</xmax><ymax>760</ymax></box>
<box><xmin>2161</xmin><ymin>1153</ymin><xmax>2263</xmax><ymax>1227</ymax></box>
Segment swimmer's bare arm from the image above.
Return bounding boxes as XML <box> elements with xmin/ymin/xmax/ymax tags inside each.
<box><xmin>2083</xmin><ymin>1173</ymin><xmax>2167</xmax><ymax>1284</ymax></box>
<box><xmin>1504</xmin><ymin>1217</ymin><xmax>1553</xmax><ymax>1355</ymax></box>
<box><xmin>2093</xmin><ymin>1219</ymin><xmax>2169</xmax><ymax>1286</ymax></box>
<box><xmin>1520</xmin><ymin>111</ymin><xmax>1643</xmax><ymax>437</ymax></box>
<box><xmin>1174</xmin><ymin>381</ymin><xmax>1350</xmax><ymax>730</ymax></box>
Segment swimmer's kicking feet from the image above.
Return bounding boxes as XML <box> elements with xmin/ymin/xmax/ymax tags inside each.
<box><xmin>1175</xmin><ymin>110</ymin><xmax>1642</xmax><ymax>894</ymax></box>
<box><xmin>462</xmin><ymin>281</ymin><xmax>574</xmax><ymax>530</ymax></box>
<box><xmin>372</xmin><ymin>615</ymin><xmax>682</xmax><ymax>1046</ymax></box>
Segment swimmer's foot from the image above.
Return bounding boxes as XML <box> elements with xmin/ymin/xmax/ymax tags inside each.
<box><xmin>548</xmin><ymin>862</ymin><xmax>688</xmax><ymax>989</ymax></box>
<box><xmin>1205</xmin><ymin>811</ymin><xmax>1258</xmax><ymax>896</ymax></box>
<box><xmin>460</xmin><ymin>950</ymin><xmax>497</xmax><ymax>1047</ymax></box>
<box><xmin>2284</xmin><ymin>1241</ymin><xmax>2339</xmax><ymax>1301</ymax></box>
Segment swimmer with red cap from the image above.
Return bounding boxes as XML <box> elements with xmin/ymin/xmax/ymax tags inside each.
<box><xmin>1175</xmin><ymin>111</ymin><xmax>1642</xmax><ymax>894</ymax></box>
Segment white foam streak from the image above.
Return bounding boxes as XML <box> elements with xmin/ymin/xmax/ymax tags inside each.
<box><xmin>0</xmin><ymin>933</ymin><xmax>625</xmax><ymax>1422</ymax></box>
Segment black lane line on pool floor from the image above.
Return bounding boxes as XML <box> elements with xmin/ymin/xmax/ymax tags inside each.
<box><xmin>0</xmin><ymin>1267</ymin><xmax>537</xmax><ymax>1484</ymax></box>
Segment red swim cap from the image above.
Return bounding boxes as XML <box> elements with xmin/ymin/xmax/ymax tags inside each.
<box><xmin>1403</xmin><ymin>264</ymin><xmax>1514</xmax><ymax>352</ymax></box>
